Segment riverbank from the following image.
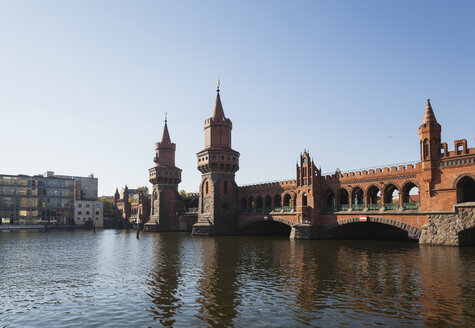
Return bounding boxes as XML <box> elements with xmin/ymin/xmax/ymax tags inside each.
<box><xmin>0</xmin><ymin>224</ymin><xmax>93</xmax><ymax>231</ymax></box>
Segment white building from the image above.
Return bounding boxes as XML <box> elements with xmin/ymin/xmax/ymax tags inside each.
<box><xmin>74</xmin><ymin>200</ymin><xmax>103</xmax><ymax>228</ymax></box>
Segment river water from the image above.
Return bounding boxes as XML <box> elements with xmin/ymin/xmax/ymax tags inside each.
<box><xmin>1</xmin><ymin>229</ymin><xmax>474</xmax><ymax>327</ymax></box>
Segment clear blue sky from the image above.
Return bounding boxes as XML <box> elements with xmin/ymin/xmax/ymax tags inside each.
<box><xmin>1</xmin><ymin>0</ymin><xmax>474</xmax><ymax>195</ymax></box>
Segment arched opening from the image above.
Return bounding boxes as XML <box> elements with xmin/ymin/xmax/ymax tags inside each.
<box><xmin>224</xmin><ymin>180</ymin><xmax>229</xmax><ymax>195</ymax></box>
<box><xmin>384</xmin><ymin>184</ymin><xmax>399</xmax><ymax>210</ymax></box>
<box><xmin>402</xmin><ymin>182</ymin><xmax>420</xmax><ymax>210</ymax></box>
<box><xmin>351</xmin><ymin>187</ymin><xmax>364</xmax><ymax>210</ymax></box>
<box><xmin>256</xmin><ymin>196</ymin><xmax>264</xmax><ymax>212</ymax></box>
<box><xmin>205</xmin><ymin>181</ymin><xmax>209</xmax><ymax>194</ymax></box>
<box><xmin>325</xmin><ymin>191</ymin><xmax>335</xmax><ymax>212</ymax></box>
<box><xmin>273</xmin><ymin>195</ymin><xmax>282</xmax><ymax>211</ymax></box>
<box><xmin>240</xmin><ymin>197</ymin><xmax>247</xmax><ymax>213</ymax></box>
<box><xmin>264</xmin><ymin>195</ymin><xmax>272</xmax><ymax>212</ymax></box>
<box><xmin>283</xmin><ymin>194</ymin><xmax>292</xmax><ymax>212</ymax></box>
<box><xmin>458</xmin><ymin>227</ymin><xmax>475</xmax><ymax>246</ymax></box>
<box><xmin>338</xmin><ymin>189</ymin><xmax>349</xmax><ymax>211</ymax></box>
<box><xmin>366</xmin><ymin>186</ymin><xmax>381</xmax><ymax>210</ymax></box>
<box><xmin>456</xmin><ymin>176</ymin><xmax>475</xmax><ymax>203</ymax></box>
<box><xmin>248</xmin><ymin>197</ymin><xmax>255</xmax><ymax>212</ymax></box>
<box><xmin>241</xmin><ymin>220</ymin><xmax>292</xmax><ymax>236</ymax></box>
<box><xmin>302</xmin><ymin>193</ymin><xmax>308</xmax><ymax>206</ymax></box>
<box><xmin>324</xmin><ymin>222</ymin><xmax>411</xmax><ymax>241</ymax></box>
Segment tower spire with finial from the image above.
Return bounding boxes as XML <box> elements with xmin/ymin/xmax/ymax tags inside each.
<box><xmin>212</xmin><ymin>79</ymin><xmax>225</xmax><ymax>119</ymax></box>
<box><xmin>161</xmin><ymin>113</ymin><xmax>171</xmax><ymax>143</ymax></box>
<box><xmin>422</xmin><ymin>98</ymin><xmax>438</xmax><ymax>124</ymax></box>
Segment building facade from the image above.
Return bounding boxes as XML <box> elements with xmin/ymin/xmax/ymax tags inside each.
<box><xmin>74</xmin><ymin>199</ymin><xmax>104</xmax><ymax>228</ymax></box>
<box><xmin>114</xmin><ymin>186</ymin><xmax>151</xmax><ymax>224</ymax></box>
<box><xmin>0</xmin><ymin>171</ymin><xmax>100</xmax><ymax>226</ymax></box>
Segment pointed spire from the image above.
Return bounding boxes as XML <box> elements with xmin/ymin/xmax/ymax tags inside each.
<box><xmin>115</xmin><ymin>187</ymin><xmax>119</xmax><ymax>195</ymax></box>
<box><xmin>161</xmin><ymin>113</ymin><xmax>171</xmax><ymax>143</ymax></box>
<box><xmin>422</xmin><ymin>98</ymin><xmax>438</xmax><ymax>124</ymax></box>
<box><xmin>212</xmin><ymin>79</ymin><xmax>225</xmax><ymax>119</ymax></box>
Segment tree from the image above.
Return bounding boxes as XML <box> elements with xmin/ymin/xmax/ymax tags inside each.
<box><xmin>100</xmin><ymin>197</ymin><xmax>117</xmax><ymax>217</ymax></box>
<box><xmin>179</xmin><ymin>190</ymin><xmax>188</xmax><ymax>197</ymax></box>
<box><xmin>137</xmin><ymin>186</ymin><xmax>149</xmax><ymax>195</ymax></box>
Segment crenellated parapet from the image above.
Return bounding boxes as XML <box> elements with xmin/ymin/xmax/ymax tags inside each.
<box><xmin>321</xmin><ymin>162</ymin><xmax>421</xmax><ymax>185</ymax></box>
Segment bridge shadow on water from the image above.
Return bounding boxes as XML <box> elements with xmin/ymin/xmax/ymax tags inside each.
<box><xmin>240</xmin><ymin>220</ymin><xmax>291</xmax><ymax>237</ymax></box>
<box><xmin>324</xmin><ymin>222</ymin><xmax>415</xmax><ymax>241</ymax></box>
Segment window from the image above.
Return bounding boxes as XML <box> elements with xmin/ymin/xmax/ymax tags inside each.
<box><xmin>78</xmin><ymin>211</ymin><xmax>82</xmax><ymax>215</ymax></box>
<box><xmin>224</xmin><ymin>180</ymin><xmax>228</xmax><ymax>194</ymax></box>
<box><xmin>96</xmin><ymin>211</ymin><xmax>99</xmax><ymax>215</ymax></box>
<box><xmin>86</xmin><ymin>204</ymin><xmax>90</xmax><ymax>208</ymax></box>
<box><xmin>78</xmin><ymin>204</ymin><xmax>82</xmax><ymax>208</ymax></box>
<box><xmin>86</xmin><ymin>211</ymin><xmax>90</xmax><ymax>215</ymax></box>
<box><xmin>96</xmin><ymin>204</ymin><xmax>100</xmax><ymax>208</ymax></box>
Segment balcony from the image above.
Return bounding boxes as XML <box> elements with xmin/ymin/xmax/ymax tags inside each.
<box><xmin>272</xmin><ymin>207</ymin><xmax>282</xmax><ymax>212</ymax></box>
<box><xmin>352</xmin><ymin>204</ymin><xmax>364</xmax><ymax>211</ymax></box>
<box><xmin>403</xmin><ymin>202</ymin><xmax>420</xmax><ymax>210</ymax></box>
<box><xmin>283</xmin><ymin>206</ymin><xmax>293</xmax><ymax>212</ymax></box>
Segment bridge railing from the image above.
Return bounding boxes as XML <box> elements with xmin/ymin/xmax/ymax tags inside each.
<box><xmin>339</xmin><ymin>204</ymin><xmax>349</xmax><ymax>211</ymax></box>
<box><xmin>368</xmin><ymin>204</ymin><xmax>381</xmax><ymax>210</ymax></box>
<box><xmin>385</xmin><ymin>203</ymin><xmax>399</xmax><ymax>210</ymax></box>
<box><xmin>403</xmin><ymin>202</ymin><xmax>420</xmax><ymax>210</ymax></box>
<box><xmin>177</xmin><ymin>207</ymin><xmax>198</xmax><ymax>215</ymax></box>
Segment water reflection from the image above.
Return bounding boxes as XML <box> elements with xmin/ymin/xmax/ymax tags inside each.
<box><xmin>146</xmin><ymin>234</ymin><xmax>183</xmax><ymax>326</ymax></box>
<box><xmin>1</xmin><ymin>231</ymin><xmax>474</xmax><ymax>327</ymax></box>
<box><xmin>195</xmin><ymin>238</ymin><xmax>241</xmax><ymax>327</ymax></box>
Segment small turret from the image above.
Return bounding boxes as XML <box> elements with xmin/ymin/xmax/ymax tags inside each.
<box><xmin>419</xmin><ymin>99</ymin><xmax>442</xmax><ymax>163</ymax></box>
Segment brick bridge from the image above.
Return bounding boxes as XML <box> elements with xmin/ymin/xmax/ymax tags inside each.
<box><xmin>235</xmin><ymin>101</ymin><xmax>475</xmax><ymax>246</ymax></box>
<box><xmin>149</xmin><ymin>87</ymin><xmax>475</xmax><ymax>246</ymax></box>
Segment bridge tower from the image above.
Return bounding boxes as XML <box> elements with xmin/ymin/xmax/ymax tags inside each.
<box><xmin>145</xmin><ymin>116</ymin><xmax>182</xmax><ymax>232</ymax></box>
<box><xmin>418</xmin><ymin>99</ymin><xmax>442</xmax><ymax>204</ymax></box>
<box><xmin>192</xmin><ymin>82</ymin><xmax>240</xmax><ymax>235</ymax></box>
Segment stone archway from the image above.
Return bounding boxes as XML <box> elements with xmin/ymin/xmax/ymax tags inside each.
<box><xmin>321</xmin><ymin>217</ymin><xmax>421</xmax><ymax>240</ymax></box>
<box><xmin>239</xmin><ymin>217</ymin><xmax>295</xmax><ymax>236</ymax></box>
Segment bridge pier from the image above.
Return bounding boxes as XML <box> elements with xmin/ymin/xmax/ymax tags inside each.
<box><xmin>419</xmin><ymin>203</ymin><xmax>475</xmax><ymax>246</ymax></box>
<box><xmin>290</xmin><ymin>224</ymin><xmax>317</xmax><ymax>240</ymax></box>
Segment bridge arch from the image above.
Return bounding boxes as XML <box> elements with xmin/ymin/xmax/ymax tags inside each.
<box><xmin>454</xmin><ymin>174</ymin><xmax>475</xmax><ymax>203</ymax></box>
<box><xmin>457</xmin><ymin>219</ymin><xmax>475</xmax><ymax>246</ymax></box>
<box><xmin>321</xmin><ymin>217</ymin><xmax>421</xmax><ymax>240</ymax></box>
<box><xmin>240</xmin><ymin>196</ymin><xmax>247</xmax><ymax>212</ymax></box>
<box><xmin>366</xmin><ymin>184</ymin><xmax>381</xmax><ymax>210</ymax></box>
<box><xmin>337</xmin><ymin>188</ymin><xmax>350</xmax><ymax>210</ymax></box>
<box><xmin>351</xmin><ymin>186</ymin><xmax>364</xmax><ymax>209</ymax></box>
<box><xmin>323</xmin><ymin>189</ymin><xmax>336</xmax><ymax>212</ymax></box>
<box><xmin>401</xmin><ymin>180</ymin><xmax>420</xmax><ymax>209</ymax></box>
<box><xmin>239</xmin><ymin>217</ymin><xmax>295</xmax><ymax>236</ymax></box>
<box><xmin>273</xmin><ymin>194</ymin><xmax>282</xmax><ymax>209</ymax></box>
<box><xmin>383</xmin><ymin>183</ymin><xmax>400</xmax><ymax>209</ymax></box>
<box><xmin>248</xmin><ymin>196</ymin><xmax>255</xmax><ymax>212</ymax></box>
<box><xmin>264</xmin><ymin>195</ymin><xmax>272</xmax><ymax>211</ymax></box>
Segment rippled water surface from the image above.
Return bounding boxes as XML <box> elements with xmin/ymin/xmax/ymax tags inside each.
<box><xmin>1</xmin><ymin>229</ymin><xmax>475</xmax><ymax>327</ymax></box>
